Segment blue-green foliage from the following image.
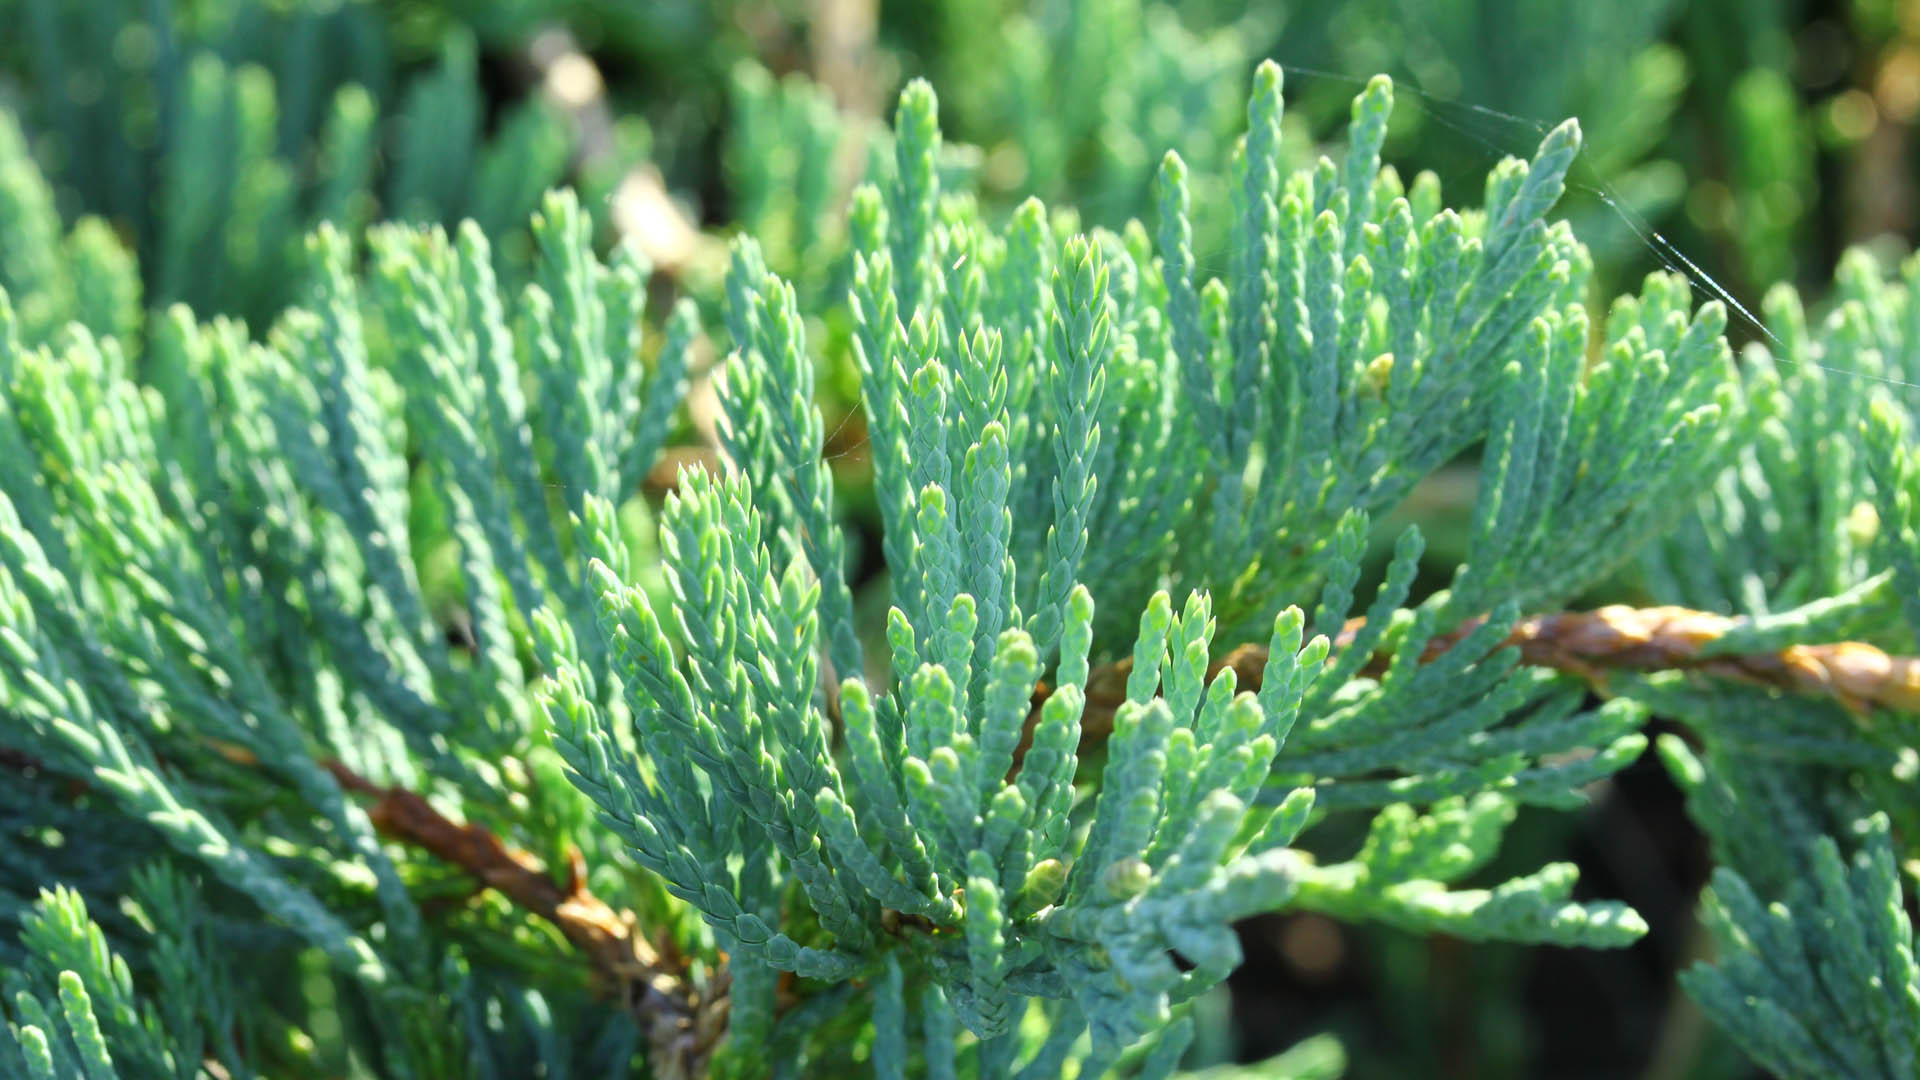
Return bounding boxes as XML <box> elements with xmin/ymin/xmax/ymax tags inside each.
<box><xmin>0</xmin><ymin>184</ymin><xmax>692</xmax><ymax>1075</ymax></box>
<box><xmin>845</xmin><ymin>62</ymin><xmax>1737</xmax><ymax>646</ymax></box>
<box><xmin>724</xmin><ymin>1</ymin><xmax>1249</xmax><ymax>300</ymax></box>
<box><xmin>537</xmin><ymin>66</ymin><xmax>1725</xmax><ymax>1074</ymax></box>
<box><xmin>0</xmin><ymin>0</ymin><xmax>584</xmax><ymax>329</ymax></box>
<box><xmin>1632</xmin><ymin>246</ymin><xmax>1920</xmax><ymax>1079</ymax></box>
<box><xmin>0</xmin><ymin>112</ymin><xmax>141</xmax><ymax>349</ymax></box>
<box><xmin>0</xmin><ymin>39</ymin><xmax>1886</xmax><ymax>1080</ymax></box>
<box><xmin>726</xmin><ymin>64</ymin><xmax>857</xmax><ymax>295</ymax></box>
<box><xmin>1643</xmin><ymin>252</ymin><xmax>1918</xmax><ymax>621</ymax></box>
<box><xmin>1680</xmin><ymin>815</ymin><xmax>1920</xmax><ymax>1080</ymax></box>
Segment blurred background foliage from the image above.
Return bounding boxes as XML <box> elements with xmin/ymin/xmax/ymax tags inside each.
<box><xmin>1</xmin><ymin>0</ymin><xmax>1915</xmax><ymax>1076</ymax></box>
<box><xmin>6</xmin><ymin>0</ymin><xmax>1916</xmax><ymax>329</ymax></box>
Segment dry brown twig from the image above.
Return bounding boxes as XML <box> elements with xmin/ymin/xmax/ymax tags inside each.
<box><xmin>1039</xmin><ymin>604</ymin><xmax>1920</xmax><ymax>750</ymax></box>
<box><xmin>320</xmin><ymin>761</ymin><xmax>729</xmax><ymax>1080</ymax></box>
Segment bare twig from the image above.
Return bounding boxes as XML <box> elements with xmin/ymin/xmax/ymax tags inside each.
<box><xmin>1425</xmin><ymin>606</ymin><xmax>1920</xmax><ymax>713</ymax></box>
<box><xmin>322</xmin><ymin>761</ymin><xmax>728</xmax><ymax>1080</ymax></box>
<box><xmin>1027</xmin><ymin>604</ymin><xmax>1920</xmax><ymax>753</ymax></box>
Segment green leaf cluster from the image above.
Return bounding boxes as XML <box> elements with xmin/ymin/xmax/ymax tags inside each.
<box><xmin>0</xmin><ymin>31</ymin><xmax>1914</xmax><ymax>1080</ymax></box>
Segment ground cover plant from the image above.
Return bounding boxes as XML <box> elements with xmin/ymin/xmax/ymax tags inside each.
<box><xmin>4</xmin><ymin>3</ymin><xmax>1920</xmax><ymax>1079</ymax></box>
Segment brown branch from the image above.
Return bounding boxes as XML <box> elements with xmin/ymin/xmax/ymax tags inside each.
<box><xmin>1439</xmin><ymin>606</ymin><xmax>1920</xmax><ymax>713</ymax></box>
<box><xmin>321</xmin><ymin>761</ymin><xmax>728</xmax><ymax>1080</ymax></box>
<box><xmin>1028</xmin><ymin>604</ymin><xmax>1920</xmax><ymax>754</ymax></box>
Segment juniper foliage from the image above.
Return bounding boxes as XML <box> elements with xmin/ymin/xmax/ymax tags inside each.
<box><xmin>1633</xmin><ymin>249</ymin><xmax>1920</xmax><ymax>1080</ymax></box>
<box><xmin>0</xmin><ymin>50</ymin><xmax>1909</xmax><ymax>1080</ymax></box>
<box><xmin>0</xmin><ymin>0</ymin><xmax>586</xmax><ymax>330</ymax></box>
